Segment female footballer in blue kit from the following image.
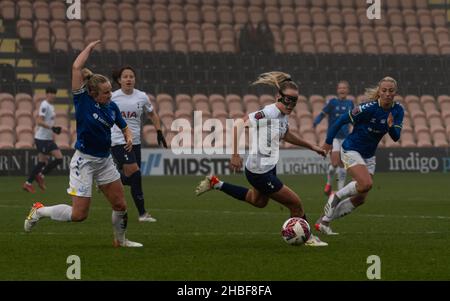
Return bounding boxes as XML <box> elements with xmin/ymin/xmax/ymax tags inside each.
<box><xmin>313</xmin><ymin>81</ymin><xmax>354</xmax><ymax>196</ymax></box>
<box><xmin>195</xmin><ymin>72</ymin><xmax>328</xmax><ymax>246</ymax></box>
<box><xmin>315</xmin><ymin>77</ymin><xmax>404</xmax><ymax>235</ymax></box>
<box><xmin>24</xmin><ymin>40</ymin><xmax>143</xmax><ymax>247</ymax></box>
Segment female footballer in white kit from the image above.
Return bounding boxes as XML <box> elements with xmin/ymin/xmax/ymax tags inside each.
<box><xmin>195</xmin><ymin>72</ymin><xmax>328</xmax><ymax>246</ymax></box>
<box><xmin>24</xmin><ymin>40</ymin><xmax>143</xmax><ymax>247</ymax></box>
<box><xmin>111</xmin><ymin>66</ymin><xmax>167</xmax><ymax>222</ymax></box>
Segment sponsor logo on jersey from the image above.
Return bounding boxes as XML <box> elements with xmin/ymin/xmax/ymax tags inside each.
<box><xmin>121</xmin><ymin>111</ymin><xmax>138</xmax><ymax>118</ymax></box>
<box><xmin>254</xmin><ymin>111</ymin><xmax>265</xmax><ymax>120</ymax></box>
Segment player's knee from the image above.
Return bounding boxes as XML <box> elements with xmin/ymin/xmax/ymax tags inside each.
<box><xmin>358</xmin><ymin>180</ymin><xmax>373</xmax><ymax>193</ymax></box>
<box><xmin>253</xmin><ymin>195</ymin><xmax>268</xmax><ymax>208</ymax></box>
<box><xmin>112</xmin><ymin>201</ymin><xmax>127</xmax><ymax>212</ymax></box>
<box><xmin>71</xmin><ymin>212</ymin><xmax>88</xmax><ymax>222</ymax></box>
<box><xmin>254</xmin><ymin>200</ymin><xmax>268</xmax><ymax>208</ymax></box>
<box><xmin>123</xmin><ymin>165</ymin><xmax>139</xmax><ymax>177</ymax></box>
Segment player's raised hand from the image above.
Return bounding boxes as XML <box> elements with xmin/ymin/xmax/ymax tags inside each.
<box><xmin>87</xmin><ymin>40</ymin><xmax>101</xmax><ymax>50</ymax></box>
<box><xmin>387</xmin><ymin>112</ymin><xmax>394</xmax><ymax>127</ymax></box>
<box><xmin>230</xmin><ymin>154</ymin><xmax>243</xmax><ymax>172</ymax></box>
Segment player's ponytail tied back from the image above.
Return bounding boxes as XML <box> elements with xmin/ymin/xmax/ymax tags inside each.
<box><xmin>252</xmin><ymin>71</ymin><xmax>298</xmax><ymax>92</ymax></box>
<box><xmin>81</xmin><ymin>68</ymin><xmax>93</xmax><ymax>81</ymax></box>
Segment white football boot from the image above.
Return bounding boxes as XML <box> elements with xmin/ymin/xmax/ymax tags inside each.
<box><xmin>138</xmin><ymin>212</ymin><xmax>157</xmax><ymax>222</ymax></box>
<box><xmin>24</xmin><ymin>202</ymin><xmax>44</xmax><ymax>232</ymax></box>
<box><xmin>195</xmin><ymin>175</ymin><xmax>220</xmax><ymax>196</ymax></box>
<box><xmin>316</xmin><ymin>223</ymin><xmax>339</xmax><ymax>235</ymax></box>
<box><xmin>315</xmin><ymin>216</ymin><xmax>339</xmax><ymax>235</ymax></box>
<box><xmin>113</xmin><ymin>239</ymin><xmax>143</xmax><ymax>248</ymax></box>
<box><xmin>305</xmin><ymin>234</ymin><xmax>328</xmax><ymax>247</ymax></box>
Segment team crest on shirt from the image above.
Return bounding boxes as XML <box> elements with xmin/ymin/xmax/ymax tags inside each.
<box><xmin>352</xmin><ymin>106</ymin><xmax>362</xmax><ymax>116</ymax></box>
<box><xmin>255</xmin><ymin>111</ymin><xmax>265</xmax><ymax>120</ymax></box>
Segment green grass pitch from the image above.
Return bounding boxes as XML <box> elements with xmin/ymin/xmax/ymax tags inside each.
<box><xmin>0</xmin><ymin>173</ymin><xmax>449</xmax><ymax>280</ymax></box>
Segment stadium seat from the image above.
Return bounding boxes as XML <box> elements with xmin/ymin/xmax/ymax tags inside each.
<box><xmin>0</xmin><ymin>110</ymin><xmax>15</xmax><ymax>129</ymax></box>
<box><xmin>15</xmin><ymin>127</ymin><xmax>34</xmax><ymax>149</ymax></box>
<box><xmin>0</xmin><ymin>0</ymin><xmax>15</xmax><ymax>20</ymax></box>
<box><xmin>0</xmin><ymin>93</ymin><xmax>15</xmax><ymax>111</ymax></box>
<box><xmin>18</xmin><ymin>0</ymin><xmax>32</xmax><ymax>19</ymax></box>
<box><xmin>15</xmin><ymin>110</ymin><xmax>34</xmax><ymax>129</ymax></box>
<box><xmin>49</xmin><ymin>0</ymin><xmax>66</xmax><ymax>21</ymax></box>
<box><xmin>0</xmin><ymin>126</ymin><xmax>15</xmax><ymax>148</ymax></box>
<box><xmin>33</xmin><ymin>1</ymin><xmax>50</xmax><ymax>21</ymax></box>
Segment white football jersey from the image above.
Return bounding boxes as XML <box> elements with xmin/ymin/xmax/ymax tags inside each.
<box><xmin>34</xmin><ymin>100</ymin><xmax>55</xmax><ymax>140</ymax></box>
<box><xmin>110</xmin><ymin>88</ymin><xmax>153</xmax><ymax>146</ymax></box>
<box><xmin>245</xmin><ymin>103</ymin><xmax>289</xmax><ymax>174</ymax></box>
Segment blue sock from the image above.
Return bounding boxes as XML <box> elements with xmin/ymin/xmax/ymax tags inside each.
<box><xmin>220</xmin><ymin>182</ymin><xmax>249</xmax><ymax>201</ymax></box>
<box><xmin>129</xmin><ymin>170</ymin><xmax>146</xmax><ymax>216</ymax></box>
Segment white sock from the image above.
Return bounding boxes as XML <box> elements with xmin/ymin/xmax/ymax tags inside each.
<box><xmin>327</xmin><ymin>165</ymin><xmax>336</xmax><ymax>185</ymax></box>
<box><xmin>37</xmin><ymin>204</ymin><xmax>72</xmax><ymax>221</ymax></box>
<box><xmin>337</xmin><ymin>167</ymin><xmax>347</xmax><ymax>190</ymax></box>
<box><xmin>335</xmin><ymin>181</ymin><xmax>357</xmax><ymax>200</ymax></box>
<box><xmin>322</xmin><ymin>197</ymin><xmax>356</xmax><ymax>223</ymax></box>
<box><xmin>332</xmin><ymin>198</ymin><xmax>355</xmax><ymax>220</ymax></box>
<box><xmin>112</xmin><ymin>210</ymin><xmax>128</xmax><ymax>243</ymax></box>
<box><xmin>214</xmin><ymin>181</ymin><xmax>223</xmax><ymax>189</ymax></box>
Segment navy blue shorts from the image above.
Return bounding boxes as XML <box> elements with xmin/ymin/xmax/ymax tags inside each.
<box><xmin>111</xmin><ymin>144</ymin><xmax>142</xmax><ymax>169</ymax></box>
<box><xmin>245</xmin><ymin>167</ymin><xmax>284</xmax><ymax>195</ymax></box>
<box><xmin>35</xmin><ymin>139</ymin><xmax>59</xmax><ymax>154</ymax></box>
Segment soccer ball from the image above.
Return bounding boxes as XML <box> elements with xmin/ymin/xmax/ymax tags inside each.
<box><xmin>281</xmin><ymin>217</ymin><xmax>311</xmax><ymax>245</ymax></box>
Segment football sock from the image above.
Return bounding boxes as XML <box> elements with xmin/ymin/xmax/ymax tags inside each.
<box><xmin>220</xmin><ymin>182</ymin><xmax>249</xmax><ymax>201</ymax></box>
<box><xmin>120</xmin><ymin>171</ymin><xmax>131</xmax><ymax>186</ymax></box>
<box><xmin>337</xmin><ymin>167</ymin><xmax>347</xmax><ymax>190</ymax></box>
<box><xmin>112</xmin><ymin>210</ymin><xmax>128</xmax><ymax>243</ymax></box>
<box><xmin>37</xmin><ymin>204</ymin><xmax>72</xmax><ymax>221</ymax></box>
<box><xmin>27</xmin><ymin>162</ymin><xmax>46</xmax><ymax>183</ymax></box>
<box><xmin>213</xmin><ymin>181</ymin><xmax>223</xmax><ymax>189</ymax></box>
<box><xmin>335</xmin><ymin>181</ymin><xmax>357</xmax><ymax>200</ymax></box>
<box><xmin>323</xmin><ymin>198</ymin><xmax>355</xmax><ymax>222</ymax></box>
<box><xmin>326</xmin><ymin>165</ymin><xmax>336</xmax><ymax>185</ymax></box>
<box><xmin>129</xmin><ymin>170</ymin><xmax>146</xmax><ymax>216</ymax></box>
<box><xmin>41</xmin><ymin>158</ymin><xmax>63</xmax><ymax>175</ymax></box>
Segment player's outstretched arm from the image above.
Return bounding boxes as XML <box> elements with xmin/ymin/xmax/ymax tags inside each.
<box><xmin>325</xmin><ymin>112</ymin><xmax>352</xmax><ymax>145</ymax></box>
<box><xmin>283</xmin><ymin>130</ymin><xmax>326</xmax><ymax>157</ymax></box>
<box><xmin>72</xmin><ymin>40</ymin><xmax>101</xmax><ymax>91</ymax></box>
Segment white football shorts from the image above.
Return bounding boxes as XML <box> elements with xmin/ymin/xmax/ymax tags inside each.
<box><xmin>67</xmin><ymin>150</ymin><xmax>120</xmax><ymax>197</ymax></box>
<box><xmin>332</xmin><ymin>138</ymin><xmax>344</xmax><ymax>152</ymax></box>
<box><xmin>340</xmin><ymin>148</ymin><xmax>376</xmax><ymax>175</ymax></box>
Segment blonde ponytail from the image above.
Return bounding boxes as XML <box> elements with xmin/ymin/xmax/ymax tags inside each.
<box><xmin>81</xmin><ymin>68</ymin><xmax>93</xmax><ymax>81</ymax></box>
<box><xmin>252</xmin><ymin>71</ymin><xmax>297</xmax><ymax>91</ymax></box>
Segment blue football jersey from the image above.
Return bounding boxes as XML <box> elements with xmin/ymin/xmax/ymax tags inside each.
<box><xmin>326</xmin><ymin>100</ymin><xmax>404</xmax><ymax>158</ymax></box>
<box><xmin>72</xmin><ymin>87</ymin><xmax>128</xmax><ymax>158</ymax></box>
<box><xmin>314</xmin><ymin>98</ymin><xmax>354</xmax><ymax>139</ymax></box>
